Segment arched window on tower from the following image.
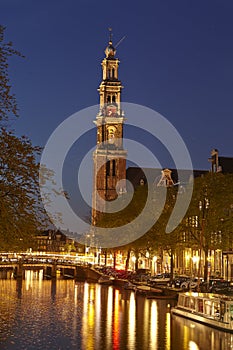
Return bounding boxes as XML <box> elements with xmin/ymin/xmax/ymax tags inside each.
<box><xmin>112</xmin><ymin>68</ymin><xmax>115</xmax><ymax>78</ymax></box>
<box><xmin>107</xmin><ymin>69</ymin><xmax>111</xmax><ymax>79</ymax></box>
<box><xmin>112</xmin><ymin>95</ymin><xmax>116</xmax><ymax>103</ymax></box>
<box><xmin>106</xmin><ymin>160</ymin><xmax>110</xmax><ymax>176</ymax></box>
<box><xmin>107</xmin><ymin>95</ymin><xmax>111</xmax><ymax>103</ymax></box>
<box><xmin>112</xmin><ymin>160</ymin><xmax>116</xmax><ymax>176</ymax></box>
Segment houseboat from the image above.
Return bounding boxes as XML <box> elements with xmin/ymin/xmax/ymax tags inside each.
<box><xmin>171</xmin><ymin>292</ymin><xmax>233</xmax><ymax>332</ymax></box>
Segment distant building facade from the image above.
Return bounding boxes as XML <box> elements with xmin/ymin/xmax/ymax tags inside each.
<box><xmin>209</xmin><ymin>149</ymin><xmax>233</xmax><ymax>174</ymax></box>
<box><xmin>126</xmin><ymin>167</ymin><xmax>208</xmax><ymax>189</ymax></box>
<box><xmin>35</xmin><ymin>230</ymin><xmax>83</xmax><ymax>253</ymax></box>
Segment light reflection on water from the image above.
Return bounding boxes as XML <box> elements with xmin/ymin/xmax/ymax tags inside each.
<box><xmin>0</xmin><ymin>274</ymin><xmax>233</xmax><ymax>349</ymax></box>
<box><xmin>172</xmin><ymin>314</ymin><xmax>233</xmax><ymax>350</ymax></box>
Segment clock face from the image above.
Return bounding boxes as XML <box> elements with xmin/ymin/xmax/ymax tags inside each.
<box><xmin>106</xmin><ymin>104</ymin><xmax>117</xmax><ymax>117</ymax></box>
<box><xmin>107</xmin><ymin>126</ymin><xmax>116</xmax><ymax>143</ymax></box>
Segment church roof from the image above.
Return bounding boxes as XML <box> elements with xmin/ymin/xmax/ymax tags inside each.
<box><xmin>126</xmin><ymin>167</ymin><xmax>208</xmax><ymax>189</ymax></box>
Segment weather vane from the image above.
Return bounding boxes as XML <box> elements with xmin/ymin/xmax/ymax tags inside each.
<box><xmin>108</xmin><ymin>27</ymin><xmax>113</xmax><ymax>42</ymax></box>
<box><xmin>108</xmin><ymin>27</ymin><xmax>126</xmax><ymax>48</ymax></box>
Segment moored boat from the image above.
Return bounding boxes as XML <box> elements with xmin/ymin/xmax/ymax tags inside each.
<box><xmin>124</xmin><ymin>281</ymin><xmax>137</xmax><ymax>290</ymax></box>
<box><xmin>98</xmin><ymin>275</ymin><xmax>114</xmax><ymax>285</ymax></box>
<box><xmin>147</xmin><ymin>292</ymin><xmax>178</xmax><ymax>300</ymax></box>
<box><xmin>135</xmin><ymin>285</ymin><xmax>164</xmax><ymax>297</ymax></box>
<box><xmin>171</xmin><ymin>292</ymin><xmax>233</xmax><ymax>332</ymax></box>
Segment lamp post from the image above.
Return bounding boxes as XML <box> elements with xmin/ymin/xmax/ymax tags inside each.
<box><xmin>221</xmin><ymin>204</ymin><xmax>233</xmax><ymax>279</ymax></box>
<box><xmin>131</xmin><ymin>256</ymin><xmax>136</xmax><ymax>271</ymax></box>
<box><xmin>153</xmin><ymin>256</ymin><xmax>157</xmax><ymax>275</ymax></box>
<box><xmin>197</xmin><ymin>189</ymin><xmax>209</xmax><ymax>292</ymax></box>
<box><xmin>146</xmin><ymin>251</ymin><xmax>150</xmax><ymax>270</ymax></box>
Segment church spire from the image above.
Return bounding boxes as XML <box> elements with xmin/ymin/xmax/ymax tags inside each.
<box><xmin>105</xmin><ymin>28</ymin><xmax>116</xmax><ymax>58</ymax></box>
<box><xmin>92</xmin><ymin>33</ymin><xmax>127</xmax><ymax>225</ymax></box>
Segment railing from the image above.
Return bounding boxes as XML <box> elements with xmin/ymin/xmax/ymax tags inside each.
<box><xmin>0</xmin><ymin>252</ymin><xmax>91</xmax><ymax>267</ymax></box>
<box><xmin>0</xmin><ymin>253</ymin><xmax>94</xmax><ymax>279</ymax></box>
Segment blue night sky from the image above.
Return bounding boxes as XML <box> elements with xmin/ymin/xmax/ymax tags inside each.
<box><xmin>2</xmin><ymin>0</ymin><xmax>233</xmax><ymax>171</ymax></box>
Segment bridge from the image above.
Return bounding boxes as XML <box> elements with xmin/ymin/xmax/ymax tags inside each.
<box><xmin>0</xmin><ymin>254</ymin><xmax>101</xmax><ymax>281</ymax></box>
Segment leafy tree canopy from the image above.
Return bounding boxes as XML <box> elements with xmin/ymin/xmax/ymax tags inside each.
<box><xmin>0</xmin><ymin>26</ymin><xmax>47</xmax><ymax>251</ymax></box>
<box><xmin>98</xmin><ymin>172</ymin><xmax>233</xmax><ymax>255</ymax></box>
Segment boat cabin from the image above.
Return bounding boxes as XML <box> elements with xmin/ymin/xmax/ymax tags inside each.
<box><xmin>177</xmin><ymin>292</ymin><xmax>233</xmax><ymax>324</ymax></box>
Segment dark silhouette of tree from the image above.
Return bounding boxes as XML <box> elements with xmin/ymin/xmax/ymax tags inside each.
<box><xmin>0</xmin><ymin>25</ymin><xmax>24</xmax><ymax>123</ymax></box>
<box><xmin>0</xmin><ymin>26</ymin><xmax>49</xmax><ymax>250</ymax></box>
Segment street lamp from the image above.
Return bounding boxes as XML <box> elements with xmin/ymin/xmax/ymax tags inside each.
<box><xmin>197</xmin><ymin>189</ymin><xmax>209</xmax><ymax>291</ymax></box>
<box><xmin>153</xmin><ymin>256</ymin><xmax>157</xmax><ymax>275</ymax></box>
<box><xmin>131</xmin><ymin>256</ymin><xmax>136</xmax><ymax>271</ymax></box>
<box><xmin>192</xmin><ymin>255</ymin><xmax>199</xmax><ymax>276</ymax></box>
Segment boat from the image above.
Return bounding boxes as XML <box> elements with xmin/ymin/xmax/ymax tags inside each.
<box><xmin>135</xmin><ymin>285</ymin><xmax>164</xmax><ymax>297</ymax></box>
<box><xmin>124</xmin><ymin>281</ymin><xmax>137</xmax><ymax>290</ymax></box>
<box><xmin>98</xmin><ymin>275</ymin><xmax>114</xmax><ymax>285</ymax></box>
<box><xmin>63</xmin><ymin>274</ymin><xmax>74</xmax><ymax>279</ymax></box>
<box><xmin>171</xmin><ymin>292</ymin><xmax>233</xmax><ymax>333</ymax></box>
<box><xmin>147</xmin><ymin>291</ymin><xmax>178</xmax><ymax>300</ymax></box>
<box><xmin>147</xmin><ymin>294</ymin><xmax>177</xmax><ymax>300</ymax></box>
<box><xmin>147</xmin><ymin>273</ymin><xmax>171</xmax><ymax>286</ymax></box>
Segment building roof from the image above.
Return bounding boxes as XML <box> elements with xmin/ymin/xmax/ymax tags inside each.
<box><xmin>218</xmin><ymin>157</ymin><xmax>233</xmax><ymax>174</ymax></box>
<box><xmin>126</xmin><ymin>167</ymin><xmax>208</xmax><ymax>189</ymax></box>
<box><xmin>208</xmin><ymin>149</ymin><xmax>233</xmax><ymax>174</ymax></box>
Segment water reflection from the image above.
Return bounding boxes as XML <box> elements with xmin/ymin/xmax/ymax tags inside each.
<box><xmin>106</xmin><ymin>286</ymin><xmax>113</xmax><ymax>348</ymax></box>
<box><xmin>69</xmin><ymin>282</ymin><xmax>174</xmax><ymax>349</ymax></box>
<box><xmin>0</xmin><ymin>275</ymin><xmax>232</xmax><ymax>349</ymax></box>
<box><xmin>172</xmin><ymin>314</ymin><xmax>233</xmax><ymax>350</ymax></box>
<box><xmin>128</xmin><ymin>292</ymin><xmax>136</xmax><ymax>348</ymax></box>
<box><xmin>150</xmin><ymin>300</ymin><xmax>158</xmax><ymax>348</ymax></box>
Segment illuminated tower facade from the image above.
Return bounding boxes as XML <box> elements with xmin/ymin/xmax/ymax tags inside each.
<box><xmin>92</xmin><ymin>34</ymin><xmax>127</xmax><ymax>225</ymax></box>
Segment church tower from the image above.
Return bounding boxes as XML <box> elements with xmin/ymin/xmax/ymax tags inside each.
<box><xmin>92</xmin><ymin>32</ymin><xmax>127</xmax><ymax>225</ymax></box>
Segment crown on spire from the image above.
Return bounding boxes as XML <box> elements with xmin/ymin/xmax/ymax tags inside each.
<box><xmin>105</xmin><ymin>27</ymin><xmax>116</xmax><ymax>58</ymax></box>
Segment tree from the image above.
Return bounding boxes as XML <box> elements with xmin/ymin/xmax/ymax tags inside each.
<box><xmin>0</xmin><ymin>25</ymin><xmax>23</xmax><ymax>123</ymax></box>
<box><xmin>97</xmin><ymin>183</ymin><xmax>180</xmax><ymax>275</ymax></box>
<box><xmin>0</xmin><ymin>26</ymin><xmax>47</xmax><ymax>250</ymax></box>
<box><xmin>183</xmin><ymin>172</ymin><xmax>233</xmax><ymax>279</ymax></box>
<box><xmin>145</xmin><ymin>186</ymin><xmax>181</xmax><ymax>277</ymax></box>
<box><xmin>96</xmin><ymin>171</ymin><xmax>233</xmax><ymax>279</ymax></box>
<box><xmin>94</xmin><ymin>185</ymin><xmax>149</xmax><ymax>247</ymax></box>
<box><xmin>0</xmin><ymin>129</ymin><xmax>44</xmax><ymax>250</ymax></box>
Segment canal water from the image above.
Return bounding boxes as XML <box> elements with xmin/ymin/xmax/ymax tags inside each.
<box><xmin>0</xmin><ymin>272</ymin><xmax>232</xmax><ymax>350</ymax></box>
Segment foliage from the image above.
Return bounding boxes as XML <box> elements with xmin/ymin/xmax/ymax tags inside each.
<box><xmin>95</xmin><ymin>185</ymin><xmax>148</xmax><ymax>247</ymax></box>
<box><xmin>184</xmin><ymin>172</ymin><xmax>233</xmax><ymax>251</ymax></box>
<box><xmin>0</xmin><ymin>128</ymin><xmax>45</xmax><ymax>250</ymax></box>
<box><xmin>97</xmin><ymin>185</ymin><xmax>148</xmax><ymax>228</ymax></box>
<box><xmin>0</xmin><ymin>25</ymin><xmax>23</xmax><ymax>123</ymax></box>
<box><xmin>0</xmin><ymin>26</ymin><xmax>48</xmax><ymax>251</ymax></box>
<box><xmin>97</xmin><ymin>183</ymin><xmax>179</xmax><ymax>253</ymax></box>
<box><xmin>98</xmin><ymin>172</ymin><xmax>233</xmax><ymax>273</ymax></box>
